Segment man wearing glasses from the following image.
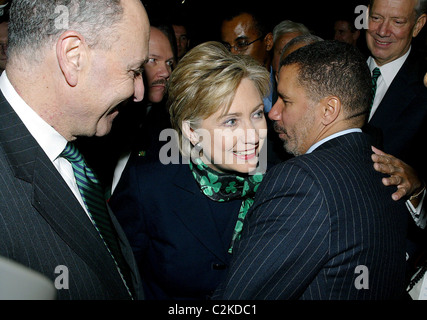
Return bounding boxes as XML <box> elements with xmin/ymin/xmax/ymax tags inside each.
<box><xmin>221</xmin><ymin>7</ymin><xmax>291</xmax><ymax>164</ymax></box>
<box><xmin>221</xmin><ymin>8</ymin><xmax>274</xmax><ymax>111</ymax></box>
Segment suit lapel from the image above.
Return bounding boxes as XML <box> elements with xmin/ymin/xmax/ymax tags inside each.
<box><xmin>31</xmin><ymin>153</ymin><xmax>116</xmax><ymax>267</ymax></box>
<box><xmin>171</xmin><ymin>164</ymin><xmax>230</xmax><ymax>263</ymax></box>
<box><xmin>370</xmin><ymin>51</ymin><xmax>419</xmax><ymax>127</ymax></box>
<box><xmin>108</xmin><ymin>204</ymin><xmax>144</xmax><ymax>298</ymax></box>
<box><xmin>0</xmin><ymin>97</ymin><xmax>128</xmax><ymax>294</ymax></box>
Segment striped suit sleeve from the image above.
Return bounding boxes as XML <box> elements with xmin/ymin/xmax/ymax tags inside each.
<box><xmin>219</xmin><ymin>162</ymin><xmax>330</xmax><ymax>300</ymax></box>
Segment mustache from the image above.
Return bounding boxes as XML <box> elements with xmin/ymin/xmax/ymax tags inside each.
<box><xmin>273</xmin><ymin>121</ymin><xmax>286</xmax><ymax>134</ymax></box>
<box><xmin>151</xmin><ymin>79</ymin><xmax>168</xmax><ymax>86</ymax></box>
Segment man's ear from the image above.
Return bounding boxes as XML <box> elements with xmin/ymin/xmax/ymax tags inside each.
<box><xmin>413</xmin><ymin>13</ymin><xmax>427</xmax><ymax>38</ymax></box>
<box><xmin>320</xmin><ymin>96</ymin><xmax>341</xmax><ymax>126</ymax></box>
<box><xmin>56</xmin><ymin>31</ymin><xmax>86</xmax><ymax>87</ymax></box>
<box><xmin>264</xmin><ymin>32</ymin><xmax>274</xmax><ymax>52</ymax></box>
<box><xmin>182</xmin><ymin>120</ymin><xmax>199</xmax><ymax>146</ymax></box>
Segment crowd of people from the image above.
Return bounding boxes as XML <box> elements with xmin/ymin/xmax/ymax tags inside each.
<box><xmin>0</xmin><ymin>0</ymin><xmax>426</xmax><ymax>302</ymax></box>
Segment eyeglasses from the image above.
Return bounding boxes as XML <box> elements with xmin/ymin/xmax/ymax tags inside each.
<box><xmin>223</xmin><ymin>35</ymin><xmax>264</xmax><ymax>53</ymax></box>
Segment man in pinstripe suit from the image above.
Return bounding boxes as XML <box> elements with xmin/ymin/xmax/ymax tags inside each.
<box><xmin>216</xmin><ymin>41</ymin><xmax>408</xmax><ymax>300</ymax></box>
<box><xmin>0</xmin><ymin>0</ymin><xmax>149</xmax><ymax>299</ymax></box>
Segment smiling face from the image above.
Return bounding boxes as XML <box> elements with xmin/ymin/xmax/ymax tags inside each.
<box><xmin>78</xmin><ymin>0</ymin><xmax>149</xmax><ymax>137</ymax></box>
<box><xmin>366</xmin><ymin>0</ymin><xmax>426</xmax><ymax>66</ymax></box>
<box><xmin>196</xmin><ymin>78</ymin><xmax>267</xmax><ymax>174</ymax></box>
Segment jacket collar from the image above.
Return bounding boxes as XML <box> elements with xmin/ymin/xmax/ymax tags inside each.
<box><xmin>0</xmin><ymin>94</ymin><xmax>132</xmax><ymax>296</ymax></box>
<box><xmin>170</xmin><ymin>162</ymin><xmax>238</xmax><ymax>263</ymax></box>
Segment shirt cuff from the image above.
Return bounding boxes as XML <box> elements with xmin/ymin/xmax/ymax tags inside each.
<box><xmin>406</xmin><ymin>189</ymin><xmax>427</xmax><ymax>229</ymax></box>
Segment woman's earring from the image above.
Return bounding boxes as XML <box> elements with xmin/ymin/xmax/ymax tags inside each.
<box><xmin>194</xmin><ymin>142</ymin><xmax>203</xmax><ymax>153</ymax></box>
<box><xmin>190</xmin><ymin>141</ymin><xmax>203</xmax><ymax>162</ymax></box>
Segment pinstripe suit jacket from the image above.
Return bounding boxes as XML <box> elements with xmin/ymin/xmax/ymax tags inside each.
<box><xmin>0</xmin><ymin>92</ymin><xmax>144</xmax><ymax>299</ymax></box>
<box><xmin>216</xmin><ymin>132</ymin><xmax>407</xmax><ymax>300</ymax></box>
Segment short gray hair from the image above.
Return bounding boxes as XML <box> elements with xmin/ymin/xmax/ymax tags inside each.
<box><xmin>280</xmin><ymin>34</ymin><xmax>323</xmax><ymax>61</ymax></box>
<box><xmin>370</xmin><ymin>0</ymin><xmax>427</xmax><ymax>18</ymax></box>
<box><xmin>8</xmin><ymin>0</ymin><xmax>124</xmax><ymax>62</ymax></box>
<box><xmin>272</xmin><ymin>20</ymin><xmax>310</xmax><ymax>44</ymax></box>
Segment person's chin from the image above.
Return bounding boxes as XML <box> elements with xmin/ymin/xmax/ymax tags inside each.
<box><xmin>94</xmin><ymin>117</ymin><xmax>115</xmax><ymax>137</ymax></box>
<box><xmin>228</xmin><ymin>159</ymin><xmax>260</xmax><ymax>175</ymax></box>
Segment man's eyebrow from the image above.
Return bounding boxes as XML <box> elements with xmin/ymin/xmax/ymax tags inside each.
<box><xmin>130</xmin><ymin>58</ymin><xmax>147</xmax><ymax>67</ymax></box>
<box><xmin>277</xmin><ymin>90</ymin><xmax>287</xmax><ymax>99</ymax></box>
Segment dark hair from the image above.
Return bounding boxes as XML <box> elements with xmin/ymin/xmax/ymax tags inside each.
<box><xmin>151</xmin><ymin>22</ymin><xmax>178</xmax><ymax>65</ymax></box>
<box><xmin>334</xmin><ymin>15</ymin><xmax>358</xmax><ymax>33</ymax></box>
<box><xmin>281</xmin><ymin>40</ymin><xmax>371</xmax><ymax>121</ymax></box>
<box><xmin>221</xmin><ymin>5</ymin><xmax>271</xmax><ymax>37</ymax></box>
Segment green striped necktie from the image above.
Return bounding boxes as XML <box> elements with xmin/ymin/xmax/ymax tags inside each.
<box><xmin>370</xmin><ymin>67</ymin><xmax>381</xmax><ymax>111</ymax></box>
<box><xmin>61</xmin><ymin>142</ymin><xmax>133</xmax><ymax>298</ymax></box>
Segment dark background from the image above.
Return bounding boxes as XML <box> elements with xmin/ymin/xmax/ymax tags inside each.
<box><xmin>141</xmin><ymin>0</ymin><xmax>426</xmax><ymax>54</ymax></box>
<box><xmin>143</xmin><ymin>0</ymin><xmax>369</xmax><ymax>41</ymax></box>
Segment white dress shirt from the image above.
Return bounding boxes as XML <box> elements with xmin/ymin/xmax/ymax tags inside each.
<box><xmin>366</xmin><ymin>48</ymin><xmax>425</xmax><ymax>229</ymax></box>
<box><xmin>367</xmin><ymin>47</ymin><xmax>411</xmax><ymax>122</ymax></box>
<box><xmin>0</xmin><ymin>72</ymin><xmax>90</xmax><ymax>217</ymax></box>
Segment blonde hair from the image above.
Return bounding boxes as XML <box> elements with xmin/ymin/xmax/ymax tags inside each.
<box><xmin>167</xmin><ymin>41</ymin><xmax>270</xmax><ymax>157</ymax></box>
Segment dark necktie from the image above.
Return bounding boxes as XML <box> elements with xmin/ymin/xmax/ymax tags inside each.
<box><xmin>60</xmin><ymin>142</ymin><xmax>133</xmax><ymax>298</ymax></box>
<box><xmin>370</xmin><ymin>67</ymin><xmax>381</xmax><ymax>112</ymax></box>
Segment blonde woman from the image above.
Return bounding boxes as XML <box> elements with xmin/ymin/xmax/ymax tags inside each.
<box><xmin>109</xmin><ymin>41</ymin><xmax>270</xmax><ymax>300</ymax></box>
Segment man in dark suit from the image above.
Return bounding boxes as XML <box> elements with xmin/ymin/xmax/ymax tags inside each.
<box><xmin>365</xmin><ymin>0</ymin><xmax>427</xmax><ymax>279</ymax></box>
<box><xmin>0</xmin><ymin>0</ymin><xmax>150</xmax><ymax>299</ymax></box>
<box><xmin>215</xmin><ymin>41</ymin><xmax>407</xmax><ymax>300</ymax></box>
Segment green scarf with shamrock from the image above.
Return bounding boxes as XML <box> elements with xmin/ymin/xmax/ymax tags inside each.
<box><xmin>188</xmin><ymin>157</ymin><xmax>264</xmax><ymax>254</ymax></box>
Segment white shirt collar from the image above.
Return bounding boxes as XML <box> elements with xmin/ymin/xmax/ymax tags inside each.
<box><xmin>0</xmin><ymin>72</ymin><xmax>68</xmax><ymax>162</ymax></box>
<box><xmin>306</xmin><ymin>128</ymin><xmax>363</xmax><ymax>154</ymax></box>
<box><xmin>367</xmin><ymin>47</ymin><xmax>411</xmax><ymax>87</ymax></box>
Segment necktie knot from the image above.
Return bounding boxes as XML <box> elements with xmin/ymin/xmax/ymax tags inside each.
<box><xmin>369</xmin><ymin>67</ymin><xmax>382</xmax><ymax>113</ymax></box>
<box><xmin>372</xmin><ymin>67</ymin><xmax>381</xmax><ymax>82</ymax></box>
<box><xmin>60</xmin><ymin>142</ymin><xmax>84</xmax><ymax>163</ymax></box>
<box><xmin>61</xmin><ymin>142</ymin><xmax>98</xmax><ymax>184</ymax></box>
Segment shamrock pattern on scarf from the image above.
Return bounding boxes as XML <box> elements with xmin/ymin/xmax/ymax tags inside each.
<box><xmin>188</xmin><ymin>157</ymin><xmax>264</xmax><ymax>253</ymax></box>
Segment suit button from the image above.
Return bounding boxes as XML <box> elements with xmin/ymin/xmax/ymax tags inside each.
<box><xmin>212</xmin><ymin>263</ymin><xmax>227</xmax><ymax>270</ymax></box>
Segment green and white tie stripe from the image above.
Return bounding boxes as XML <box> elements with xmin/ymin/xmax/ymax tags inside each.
<box><xmin>61</xmin><ymin>142</ymin><xmax>133</xmax><ymax>298</ymax></box>
<box><xmin>370</xmin><ymin>67</ymin><xmax>381</xmax><ymax>111</ymax></box>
